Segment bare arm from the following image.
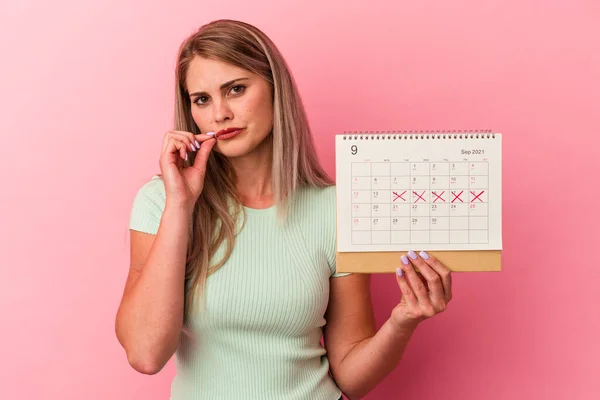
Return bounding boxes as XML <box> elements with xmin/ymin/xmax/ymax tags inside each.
<box><xmin>116</xmin><ymin>130</ymin><xmax>215</xmax><ymax>374</ymax></box>
<box><xmin>324</xmin><ymin>253</ymin><xmax>453</xmax><ymax>399</ymax></box>
<box><xmin>325</xmin><ymin>272</ymin><xmax>417</xmax><ymax>399</ymax></box>
<box><xmin>115</xmin><ymin>203</ymin><xmax>192</xmax><ymax>375</ymax></box>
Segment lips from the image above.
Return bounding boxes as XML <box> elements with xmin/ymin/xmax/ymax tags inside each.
<box><xmin>215</xmin><ymin>127</ymin><xmax>243</xmax><ymax>139</ymax></box>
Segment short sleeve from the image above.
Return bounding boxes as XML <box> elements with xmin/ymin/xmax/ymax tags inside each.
<box><xmin>331</xmin><ymin>265</ymin><xmax>352</xmax><ymax>278</ymax></box>
<box><xmin>322</xmin><ymin>186</ymin><xmax>352</xmax><ymax>278</ymax></box>
<box><xmin>129</xmin><ymin>175</ymin><xmax>166</xmax><ymax>235</ymax></box>
<box><xmin>329</xmin><ymin>243</ymin><xmax>351</xmax><ymax>278</ymax></box>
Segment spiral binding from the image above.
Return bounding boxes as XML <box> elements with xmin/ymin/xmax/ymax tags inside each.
<box><xmin>341</xmin><ymin>129</ymin><xmax>495</xmax><ymax>140</ymax></box>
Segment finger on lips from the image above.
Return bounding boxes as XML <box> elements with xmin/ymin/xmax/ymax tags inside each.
<box><xmin>171</xmin><ymin>132</ymin><xmax>200</xmax><ymax>152</ymax></box>
<box><xmin>198</xmin><ymin>131</ymin><xmax>216</xmax><ymax>139</ymax></box>
<box><xmin>169</xmin><ymin>131</ymin><xmax>216</xmax><ymax>151</ymax></box>
<box><xmin>191</xmin><ymin>132</ymin><xmax>216</xmax><ymax>150</ymax></box>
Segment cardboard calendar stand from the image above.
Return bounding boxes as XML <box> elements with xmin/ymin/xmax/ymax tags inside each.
<box><xmin>334</xmin><ymin>131</ymin><xmax>503</xmax><ymax>273</ymax></box>
<box><xmin>335</xmin><ymin>249</ymin><xmax>502</xmax><ymax>273</ymax></box>
<box><xmin>335</xmin><ymin>209</ymin><xmax>502</xmax><ymax>273</ymax></box>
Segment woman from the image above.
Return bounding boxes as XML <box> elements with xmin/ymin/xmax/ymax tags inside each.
<box><xmin>115</xmin><ymin>19</ymin><xmax>453</xmax><ymax>400</ymax></box>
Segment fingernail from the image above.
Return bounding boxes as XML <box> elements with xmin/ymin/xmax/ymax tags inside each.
<box><xmin>396</xmin><ymin>268</ymin><xmax>403</xmax><ymax>277</ymax></box>
<box><xmin>408</xmin><ymin>250</ymin><xmax>418</xmax><ymax>260</ymax></box>
<box><xmin>420</xmin><ymin>251</ymin><xmax>430</xmax><ymax>260</ymax></box>
<box><xmin>195</xmin><ymin>140</ymin><xmax>201</xmax><ymax>148</ymax></box>
<box><xmin>401</xmin><ymin>255</ymin><xmax>409</xmax><ymax>265</ymax></box>
<box><xmin>185</xmin><ymin>153</ymin><xmax>188</xmax><ymax>161</ymax></box>
<box><xmin>206</xmin><ymin>132</ymin><xmax>215</xmax><ymax>137</ymax></box>
<box><xmin>190</xmin><ymin>143</ymin><xmax>196</xmax><ymax>151</ymax></box>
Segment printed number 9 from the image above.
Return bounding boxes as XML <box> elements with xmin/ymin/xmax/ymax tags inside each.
<box><xmin>351</xmin><ymin>145</ymin><xmax>358</xmax><ymax>155</ymax></box>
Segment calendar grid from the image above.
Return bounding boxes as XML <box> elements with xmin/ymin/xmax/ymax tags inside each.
<box><xmin>351</xmin><ymin>161</ymin><xmax>489</xmax><ymax>246</ymax></box>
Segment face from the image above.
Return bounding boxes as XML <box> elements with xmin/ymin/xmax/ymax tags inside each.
<box><xmin>185</xmin><ymin>56</ymin><xmax>274</xmax><ymax>158</ymax></box>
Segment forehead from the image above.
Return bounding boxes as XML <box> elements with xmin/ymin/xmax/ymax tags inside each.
<box><xmin>186</xmin><ymin>56</ymin><xmax>252</xmax><ymax>91</ymax></box>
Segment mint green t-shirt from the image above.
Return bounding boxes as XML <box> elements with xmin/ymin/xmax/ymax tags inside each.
<box><xmin>129</xmin><ymin>175</ymin><xmax>350</xmax><ymax>400</ymax></box>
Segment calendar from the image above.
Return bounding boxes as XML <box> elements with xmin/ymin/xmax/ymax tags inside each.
<box><xmin>335</xmin><ymin>131</ymin><xmax>502</xmax><ymax>252</ymax></box>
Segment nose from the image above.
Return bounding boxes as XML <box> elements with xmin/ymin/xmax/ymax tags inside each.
<box><xmin>212</xmin><ymin>97</ymin><xmax>233</xmax><ymax>123</ymax></box>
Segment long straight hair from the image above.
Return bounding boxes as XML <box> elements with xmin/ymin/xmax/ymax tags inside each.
<box><xmin>173</xmin><ymin>19</ymin><xmax>332</xmax><ymax>319</ymax></box>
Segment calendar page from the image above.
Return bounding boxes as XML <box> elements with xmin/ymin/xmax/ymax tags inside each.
<box><xmin>335</xmin><ymin>132</ymin><xmax>502</xmax><ymax>252</ymax></box>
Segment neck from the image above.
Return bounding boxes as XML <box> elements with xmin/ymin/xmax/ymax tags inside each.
<box><xmin>229</xmin><ymin>136</ymin><xmax>274</xmax><ymax>209</ymax></box>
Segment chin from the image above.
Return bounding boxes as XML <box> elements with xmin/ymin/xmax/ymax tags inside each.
<box><xmin>214</xmin><ymin>140</ymin><xmax>256</xmax><ymax>158</ymax></box>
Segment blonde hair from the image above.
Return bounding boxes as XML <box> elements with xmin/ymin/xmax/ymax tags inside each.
<box><xmin>173</xmin><ymin>19</ymin><xmax>332</xmax><ymax>319</ymax></box>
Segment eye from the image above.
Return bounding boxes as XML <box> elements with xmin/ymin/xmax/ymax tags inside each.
<box><xmin>229</xmin><ymin>85</ymin><xmax>245</xmax><ymax>96</ymax></box>
<box><xmin>194</xmin><ymin>95</ymin><xmax>209</xmax><ymax>106</ymax></box>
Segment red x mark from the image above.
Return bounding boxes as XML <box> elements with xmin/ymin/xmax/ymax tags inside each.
<box><xmin>471</xmin><ymin>190</ymin><xmax>485</xmax><ymax>202</ymax></box>
<box><xmin>451</xmin><ymin>191</ymin><xmax>464</xmax><ymax>203</ymax></box>
<box><xmin>432</xmin><ymin>191</ymin><xmax>446</xmax><ymax>203</ymax></box>
<box><xmin>392</xmin><ymin>191</ymin><xmax>406</xmax><ymax>202</ymax></box>
<box><xmin>413</xmin><ymin>191</ymin><xmax>426</xmax><ymax>203</ymax></box>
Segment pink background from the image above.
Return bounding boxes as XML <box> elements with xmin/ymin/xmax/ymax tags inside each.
<box><xmin>1</xmin><ymin>0</ymin><xmax>599</xmax><ymax>399</ymax></box>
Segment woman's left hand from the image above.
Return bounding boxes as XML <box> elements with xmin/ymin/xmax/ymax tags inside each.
<box><xmin>391</xmin><ymin>250</ymin><xmax>453</xmax><ymax>330</ymax></box>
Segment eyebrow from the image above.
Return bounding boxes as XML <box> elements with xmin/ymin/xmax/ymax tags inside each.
<box><xmin>188</xmin><ymin>77</ymin><xmax>249</xmax><ymax>97</ymax></box>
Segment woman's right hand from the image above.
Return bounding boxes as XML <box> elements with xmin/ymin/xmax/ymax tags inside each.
<box><xmin>159</xmin><ymin>130</ymin><xmax>217</xmax><ymax>210</ymax></box>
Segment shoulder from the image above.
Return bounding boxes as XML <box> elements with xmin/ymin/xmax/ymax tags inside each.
<box><xmin>290</xmin><ymin>184</ymin><xmax>337</xmax><ymax>242</ymax></box>
<box><xmin>289</xmin><ymin>184</ymin><xmax>336</xmax><ymax>224</ymax></box>
<box><xmin>293</xmin><ymin>184</ymin><xmax>336</xmax><ymax>213</ymax></box>
<box><xmin>129</xmin><ymin>175</ymin><xmax>166</xmax><ymax>234</ymax></box>
<box><xmin>133</xmin><ymin>174</ymin><xmax>165</xmax><ymax>202</ymax></box>
<box><xmin>292</xmin><ymin>184</ymin><xmax>352</xmax><ymax>277</ymax></box>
